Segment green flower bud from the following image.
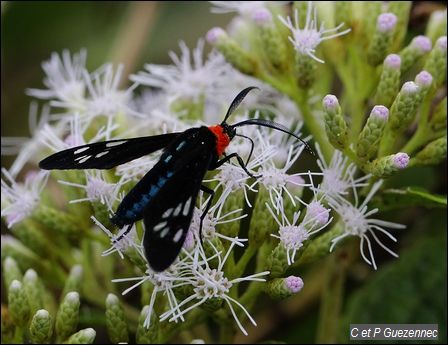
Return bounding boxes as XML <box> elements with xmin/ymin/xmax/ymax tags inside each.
<box><xmin>429</xmin><ymin>97</ymin><xmax>447</xmax><ymax>132</ymax></box>
<box><xmin>8</xmin><ymin>280</ymin><xmax>30</xmax><ymax>327</ymax></box>
<box><xmin>411</xmin><ymin>137</ymin><xmax>447</xmax><ymax>166</ymax></box>
<box><xmin>266</xmin><ymin>276</ymin><xmax>304</xmax><ymax>300</ymax></box>
<box><xmin>297</xmin><ymin>223</ymin><xmax>344</xmax><ymax>265</ymax></box>
<box><xmin>29</xmin><ymin>309</ymin><xmax>54</xmax><ymax>344</ymax></box>
<box><xmin>249</xmin><ymin>188</ymin><xmax>276</xmax><ymax>247</ymax></box>
<box><xmin>62</xmin><ymin>265</ymin><xmax>83</xmax><ymax>299</ymax></box>
<box><xmin>322</xmin><ymin>95</ymin><xmax>349</xmax><ymax>150</ymax></box>
<box><xmin>399</xmin><ymin>35</ymin><xmax>432</xmax><ymax>73</ymax></box>
<box><xmin>105</xmin><ymin>294</ymin><xmax>129</xmax><ymax>344</ymax></box>
<box><xmin>425</xmin><ymin>9</ymin><xmax>447</xmax><ymax>44</ymax></box>
<box><xmin>374</xmin><ymin>54</ymin><xmax>401</xmax><ymax>107</ymax></box>
<box><xmin>56</xmin><ymin>292</ymin><xmax>80</xmax><ymax>341</ymax></box>
<box><xmin>414</xmin><ymin>70</ymin><xmax>433</xmax><ymax>102</ymax></box>
<box><xmin>3</xmin><ymin>256</ymin><xmax>23</xmax><ymax>292</ymax></box>
<box><xmin>12</xmin><ymin>222</ymin><xmax>51</xmax><ymax>258</ymax></box>
<box><xmin>217</xmin><ymin>190</ymin><xmax>244</xmax><ymax>238</ymax></box>
<box><xmin>295</xmin><ymin>53</ymin><xmax>317</xmax><ymax>89</ymax></box>
<box><xmin>367</xmin><ymin>13</ymin><xmax>398</xmax><ymax>66</ymax></box>
<box><xmin>136</xmin><ymin>305</ymin><xmax>159</xmax><ymax>344</ymax></box>
<box><xmin>356</xmin><ymin>106</ymin><xmax>389</xmax><ymax>161</ymax></box>
<box><xmin>252</xmin><ymin>8</ymin><xmax>288</xmax><ymax>71</ymax></box>
<box><xmin>365</xmin><ymin>152</ymin><xmax>410</xmax><ymax>177</ymax></box>
<box><xmin>423</xmin><ymin>36</ymin><xmax>447</xmax><ymax>88</ymax></box>
<box><xmin>32</xmin><ymin>205</ymin><xmax>82</xmax><ymax>239</ymax></box>
<box><xmin>266</xmin><ymin>243</ymin><xmax>288</xmax><ymax>278</ymax></box>
<box><xmin>23</xmin><ymin>269</ymin><xmax>44</xmax><ymax>315</ymax></box>
<box><xmin>206</xmin><ymin>27</ymin><xmax>258</xmax><ymax>75</ymax></box>
<box><xmin>388</xmin><ymin>81</ymin><xmax>421</xmax><ymax>132</ymax></box>
<box><xmin>64</xmin><ymin>328</ymin><xmax>96</xmax><ymax>344</ymax></box>
<box><xmin>91</xmin><ymin>201</ymin><xmax>114</xmax><ymax>229</ymax></box>
<box><xmin>201</xmin><ymin>297</ymin><xmax>224</xmax><ymax>312</ymax></box>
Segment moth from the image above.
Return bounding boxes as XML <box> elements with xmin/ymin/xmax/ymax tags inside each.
<box><xmin>39</xmin><ymin>87</ymin><xmax>312</xmax><ymax>271</ymax></box>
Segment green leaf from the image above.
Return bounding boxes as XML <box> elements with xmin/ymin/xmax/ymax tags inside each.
<box><xmin>341</xmin><ymin>232</ymin><xmax>447</xmax><ymax>344</ymax></box>
<box><xmin>371</xmin><ymin>186</ymin><xmax>447</xmax><ymax>211</ymax></box>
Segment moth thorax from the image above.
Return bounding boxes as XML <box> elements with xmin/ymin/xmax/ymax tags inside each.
<box><xmin>208</xmin><ymin>125</ymin><xmax>230</xmax><ymax>156</ymax></box>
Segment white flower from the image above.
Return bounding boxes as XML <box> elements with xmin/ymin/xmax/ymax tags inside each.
<box><xmin>268</xmin><ymin>196</ymin><xmax>331</xmax><ymax>265</ymax></box>
<box><xmin>328</xmin><ymin>180</ymin><xmax>405</xmax><ymax>270</ymax></box>
<box><xmin>26</xmin><ymin>49</ymin><xmax>87</xmax><ymax>110</ymax></box>
<box><xmin>209</xmin><ymin>142</ymin><xmax>275</xmax><ymax>206</ymax></box>
<box><xmin>112</xmin><ymin>262</ymin><xmax>193</xmax><ymax>327</ymax></box>
<box><xmin>160</xmin><ymin>241</ymin><xmax>269</xmax><ymax>335</ymax></box>
<box><xmin>58</xmin><ymin>171</ymin><xmax>124</xmax><ymax>211</ymax></box>
<box><xmin>278</xmin><ymin>2</ymin><xmax>351</xmax><ymax>63</ymax></box>
<box><xmin>189</xmin><ymin>193</ymin><xmax>248</xmax><ymax>247</ymax></box>
<box><xmin>255</xmin><ymin>140</ymin><xmax>308</xmax><ymax>208</ymax></box>
<box><xmin>1</xmin><ymin>103</ymin><xmax>51</xmax><ymax>178</ymax></box>
<box><xmin>1</xmin><ymin>169</ymin><xmax>49</xmax><ymax>228</ymax></box>
<box><xmin>311</xmin><ymin>143</ymin><xmax>370</xmax><ymax>199</ymax></box>
<box><xmin>84</xmin><ymin>63</ymin><xmax>141</xmax><ymax>120</ymax></box>
<box><xmin>130</xmin><ymin>40</ymin><xmax>230</xmax><ymax>107</ymax></box>
<box><xmin>91</xmin><ymin>216</ymin><xmax>140</xmax><ymax>259</ymax></box>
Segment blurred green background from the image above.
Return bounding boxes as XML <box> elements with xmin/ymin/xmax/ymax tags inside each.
<box><xmin>1</xmin><ymin>1</ymin><xmax>446</xmax><ymax>344</ymax></box>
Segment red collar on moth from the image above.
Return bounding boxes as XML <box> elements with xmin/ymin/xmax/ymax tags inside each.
<box><xmin>208</xmin><ymin>125</ymin><xmax>230</xmax><ymax>156</ymax></box>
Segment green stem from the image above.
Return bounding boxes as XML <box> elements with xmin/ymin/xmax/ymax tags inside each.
<box><xmin>232</xmin><ymin>245</ymin><xmax>257</xmax><ymax>278</ymax></box>
<box><xmin>292</xmin><ymin>89</ymin><xmax>334</xmax><ymax>162</ymax></box>
<box><xmin>315</xmin><ymin>253</ymin><xmax>346</xmax><ymax>343</ymax></box>
<box><xmin>12</xmin><ymin>326</ymin><xmax>25</xmax><ymax>344</ymax></box>
<box><xmin>259</xmin><ymin>72</ymin><xmax>334</xmax><ymax>163</ymax></box>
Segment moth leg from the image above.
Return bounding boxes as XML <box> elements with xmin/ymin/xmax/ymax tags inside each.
<box><xmin>114</xmin><ymin>223</ymin><xmax>133</xmax><ymax>243</ymax></box>
<box><xmin>211</xmin><ymin>152</ymin><xmax>261</xmax><ymax>179</ymax></box>
<box><xmin>234</xmin><ymin>133</ymin><xmax>255</xmax><ymax>166</ymax></box>
<box><xmin>199</xmin><ymin>185</ymin><xmax>215</xmax><ymax>246</ymax></box>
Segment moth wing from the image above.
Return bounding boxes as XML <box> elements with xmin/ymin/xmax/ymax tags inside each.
<box><xmin>142</xmin><ymin>146</ymin><xmax>212</xmax><ymax>271</ymax></box>
<box><xmin>39</xmin><ymin>133</ymin><xmax>180</xmax><ymax>170</ymax></box>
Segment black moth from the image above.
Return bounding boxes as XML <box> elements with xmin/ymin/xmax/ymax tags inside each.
<box><xmin>39</xmin><ymin>87</ymin><xmax>312</xmax><ymax>271</ymax></box>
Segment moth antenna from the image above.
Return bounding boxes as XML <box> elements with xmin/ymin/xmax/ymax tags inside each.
<box><xmin>221</xmin><ymin>86</ymin><xmax>259</xmax><ymax>125</ymax></box>
<box><xmin>231</xmin><ymin>118</ymin><xmax>315</xmax><ymax>156</ymax></box>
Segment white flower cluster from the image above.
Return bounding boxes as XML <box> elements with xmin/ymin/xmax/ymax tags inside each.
<box><xmin>1</xmin><ymin>1</ymin><xmax>406</xmax><ymax>334</ymax></box>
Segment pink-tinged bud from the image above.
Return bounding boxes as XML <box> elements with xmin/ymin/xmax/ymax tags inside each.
<box><xmin>436</xmin><ymin>36</ymin><xmax>447</xmax><ymax>51</ymax></box>
<box><xmin>285</xmin><ymin>276</ymin><xmax>304</xmax><ymax>293</ymax></box>
<box><xmin>322</xmin><ymin>94</ymin><xmax>339</xmax><ymax>111</ymax></box>
<box><xmin>252</xmin><ymin>8</ymin><xmax>272</xmax><ymax>25</ymax></box>
<box><xmin>305</xmin><ymin>201</ymin><xmax>330</xmax><ymax>227</ymax></box>
<box><xmin>393</xmin><ymin>152</ymin><xmax>409</xmax><ymax>169</ymax></box>
<box><xmin>401</xmin><ymin>81</ymin><xmax>419</xmax><ymax>95</ymax></box>
<box><xmin>377</xmin><ymin>13</ymin><xmax>397</xmax><ymax>33</ymax></box>
<box><xmin>371</xmin><ymin>105</ymin><xmax>389</xmax><ymax>120</ymax></box>
<box><xmin>384</xmin><ymin>54</ymin><xmax>401</xmax><ymax>69</ymax></box>
<box><xmin>411</xmin><ymin>35</ymin><xmax>432</xmax><ymax>53</ymax></box>
<box><xmin>206</xmin><ymin>27</ymin><xmax>226</xmax><ymax>45</ymax></box>
<box><xmin>415</xmin><ymin>71</ymin><xmax>433</xmax><ymax>88</ymax></box>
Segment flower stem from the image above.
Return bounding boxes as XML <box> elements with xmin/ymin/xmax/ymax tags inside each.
<box><xmin>292</xmin><ymin>89</ymin><xmax>334</xmax><ymax>162</ymax></box>
<box><xmin>315</xmin><ymin>251</ymin><xmax>347</xmax><ymax>343</ymax></box>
